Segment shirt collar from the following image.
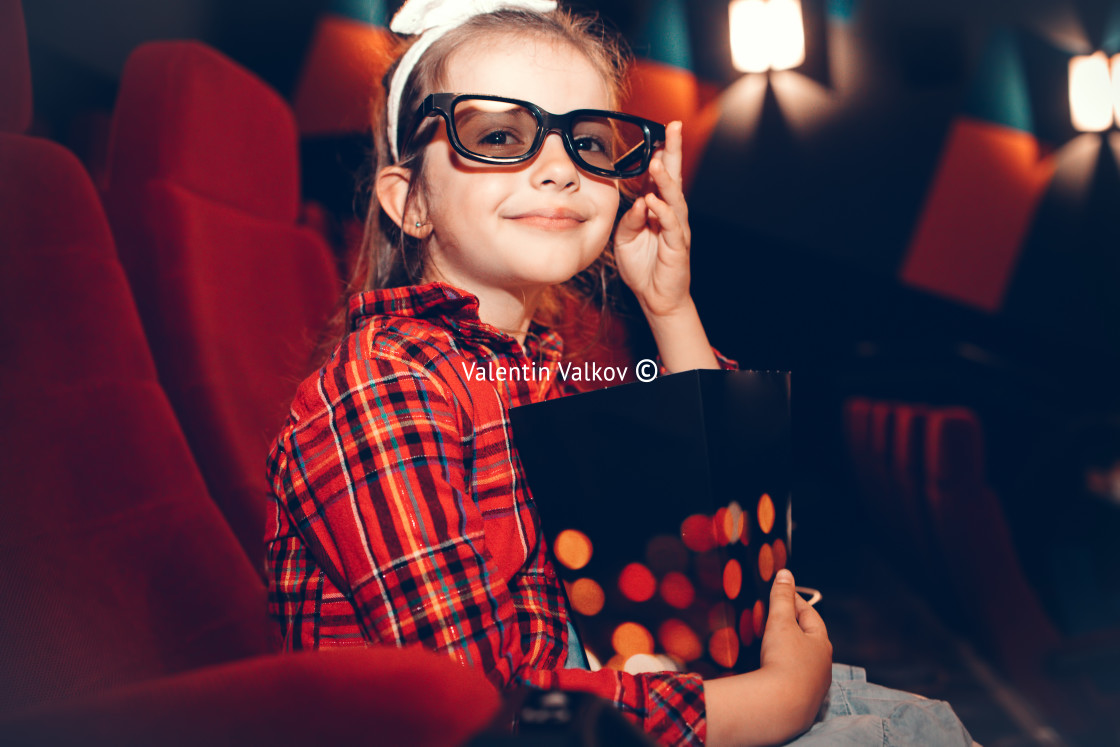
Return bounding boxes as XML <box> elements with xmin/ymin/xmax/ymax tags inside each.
<box><xmin>347</xmin><ymin>281</ymin><xmax>564</xmax><ymax>362</ymax></box>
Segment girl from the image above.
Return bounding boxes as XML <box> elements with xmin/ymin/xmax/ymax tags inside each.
<box><xmin>266</xmin><ymin>2</ymin><xmax>974</xmax><ymax>745</ymax></box>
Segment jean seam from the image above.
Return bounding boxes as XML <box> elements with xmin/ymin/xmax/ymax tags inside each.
<box><xmin>832</xmin><ymin>665</ymin><xmax>856</xmax><ymax>717</ymax></box>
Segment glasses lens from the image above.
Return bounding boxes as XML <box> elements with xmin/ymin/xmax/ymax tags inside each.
<box><xmin>452</xmin><ymin>98</ymin><xmax>539</xmax><ymax>159</ymax></box>
<box><xmin>571</xmin><ymin>115</ymin><xmax>647</xmax><ymax>174</ymax></box>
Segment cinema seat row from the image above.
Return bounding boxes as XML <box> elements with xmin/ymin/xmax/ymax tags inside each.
<box><xmin>843</xmin><ymin>396</ymin><xmax>1120</xmax><ymax>744</ymax></box>
<box><xmin>0</xmin><ymin>1</ymin><xmax>499</xmax><ymax>742</ymax></box>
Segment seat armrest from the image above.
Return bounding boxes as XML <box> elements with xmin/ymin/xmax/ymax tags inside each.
<box><xmin>1</xmin><ymin>647</ymin><xmax>500</xmax><ymax>747</ymax></box>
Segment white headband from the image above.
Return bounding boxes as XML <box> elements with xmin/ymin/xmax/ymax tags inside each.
<box><xmin>386</xmin><ymin>0</ymin><xmax>558</xmax><ymax>162</ymax></box>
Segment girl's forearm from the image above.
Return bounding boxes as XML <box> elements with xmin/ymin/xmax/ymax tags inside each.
<box><xmin>642</xmin><ymin>297</ymin><xmax>720</xmax><ymax>374</ymax></box>
<box><xmin>704</xmin><ymin>668</ymin><xmax>819</xmax><ymax>747</ymax></box>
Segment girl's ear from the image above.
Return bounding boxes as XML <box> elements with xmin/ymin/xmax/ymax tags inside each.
<box><xmin>375</xmin><ymin>165</ymin><xmax>431</xmax><ymax>239</ymax></box>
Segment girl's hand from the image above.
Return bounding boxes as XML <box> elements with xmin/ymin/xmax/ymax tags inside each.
<box><xmin>758</xmin><ymin>569</ymin><xmax>833</xmax><ymax>731</ymax></box>
<box><xmin>613</xmin><ymin>121</ymin><xmax>692</xmax><ymax>319</ymax></box>
<box><xmin>704</xmin><ymin>569</ymin><xmax>833</xmax><ymax>747</ymax></box>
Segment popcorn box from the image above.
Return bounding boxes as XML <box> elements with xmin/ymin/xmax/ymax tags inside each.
<box><xmin>510</xmin><ymin>369</ymin><xmax>792</xmax><ymax>675</ymax></box>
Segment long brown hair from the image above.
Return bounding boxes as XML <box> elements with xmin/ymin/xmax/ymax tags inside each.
<box><xmin>325</xmin><ymin>7</ymin><xmax>633</xmax><ymax>354</ymax></box>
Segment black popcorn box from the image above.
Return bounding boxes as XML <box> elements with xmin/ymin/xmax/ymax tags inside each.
<box><xmin>509</xmin><ymin>369</ymin><xmax>792</xmax><ymax>676</ymax></box>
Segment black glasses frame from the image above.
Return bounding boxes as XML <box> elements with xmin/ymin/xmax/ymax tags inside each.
<box><xmin>403</xmin><ymin>93</ymin><xmax>667</xmax><ymax>179</ymax></box>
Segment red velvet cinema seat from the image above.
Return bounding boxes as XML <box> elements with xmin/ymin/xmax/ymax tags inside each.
<box><xmin>5</xmin><ymin>0</ymin><xmax>268</xmax><ymax>714</ymax></box>
<box><xmin>0</xmin><ymin>4</ymin><xmax>498</xmax><ymax>738</ymax></box>
<box><xmin>0</xmin><ymin>18</ymin><xmax>266</xmax><ymax>711</ymax></box>
<box><xmin>102</xmin><ymin>41</ymin><xmax>340</xmax><ymax>567</ymax></box>
<box><xmin>0</xmin><ymin>128</ymin><xmax>269</xmax><ymax>717</ymax></box>
<box><xmin>0</xmin><ymin>139</ymin><xmax>444</xmax><ymax>744</ymax></box>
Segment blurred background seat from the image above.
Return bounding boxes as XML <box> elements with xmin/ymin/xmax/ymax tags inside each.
<box><xmin>842</xmin><ymin>394</ymin><xmax>1120</xmax><ymax>743</ymax></box>
<box><xmin>101</xmin><ymin>40</ymin><xmax>340</xmax><ymax>566</ymax></box>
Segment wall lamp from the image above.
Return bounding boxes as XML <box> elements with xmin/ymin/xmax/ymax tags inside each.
<box><xmin>1069</xmin><ymin>51</ymin><xmax>1120</xmax><ymax>132</ymax></box>
<box><xmin>729</xmin><ymin>0</ymin><xmax>806</xmax><ymax>74</ymax></box>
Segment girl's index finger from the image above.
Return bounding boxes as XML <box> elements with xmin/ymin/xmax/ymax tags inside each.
<box><xmin>661</xmin><ymin>121</ymin><xmax>683</xmax><ymax>184</ymax></box>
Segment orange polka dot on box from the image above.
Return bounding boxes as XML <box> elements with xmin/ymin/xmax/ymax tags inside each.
<box><xmin>510</xmin><ymin>369</ymin><xmax>792</xmax><ymax>674</ymax></box>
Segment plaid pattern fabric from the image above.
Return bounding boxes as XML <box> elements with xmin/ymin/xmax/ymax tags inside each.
<box><xmin>267</xmin><ymin>281</ymin><xmax>729</xmax><ymax>745</ymax></box>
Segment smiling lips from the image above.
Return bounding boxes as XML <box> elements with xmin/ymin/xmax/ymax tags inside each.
<box><xmin>507</xmin><ymin>208</ymin><xmax>587</xmax><ymax>231</ymax></box>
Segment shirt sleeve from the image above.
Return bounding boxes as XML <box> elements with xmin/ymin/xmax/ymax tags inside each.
<box><xmin>272</xmin><ymin>354</ymin><xmax>707</xmax><ymax>746</ymax></box>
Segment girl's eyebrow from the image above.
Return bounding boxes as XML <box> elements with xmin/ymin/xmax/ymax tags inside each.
<box><xmin>454</xmin><ymin>107</ymin><xmax>536</xmax><ymax>127</ymax></box>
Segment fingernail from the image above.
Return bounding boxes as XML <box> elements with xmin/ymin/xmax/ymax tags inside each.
<box><xmin>776</xmin><ymin>569</ymin><xmax>793</xmax><ymax>583</ymax></box>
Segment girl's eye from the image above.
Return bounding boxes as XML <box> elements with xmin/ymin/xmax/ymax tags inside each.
<box><xmin>573</xmin><ymin>136</ymin><xmax>608</xmax><ymax>153</ymax></box>
<box><xmin>469</xmin><ymin>128</ymin><xmax>529</xmax><ymax>156</ymax></box>
<box><xmin>480</xmin><ymin>129</ymin><xmax>516</xmax><ymax>145</ymax></box>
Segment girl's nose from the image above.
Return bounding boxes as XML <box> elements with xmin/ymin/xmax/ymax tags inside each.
<box><xmin>529</xmin><ymin>132</ymin><xmax>579</xmax><ymax>190</ymax></box>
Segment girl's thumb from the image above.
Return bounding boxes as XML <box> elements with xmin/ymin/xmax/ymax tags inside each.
<box><xmin>767</xmin><ymin>568</ymin><xmax>797</xmax><ymax>622</ymax></box>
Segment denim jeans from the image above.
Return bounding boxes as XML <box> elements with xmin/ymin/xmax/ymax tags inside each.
<box><xmin>784</xmin><ymin>664</ymin><xmax>975</xmax><ymax>746</ymax></box>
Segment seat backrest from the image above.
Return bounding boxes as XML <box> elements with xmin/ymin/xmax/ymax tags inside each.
<box><xmin>103</xmin><ymin>41</ymin><xmax>340</xmax><ymax>566</ymax></box>
<box><xmin>292</xmin><ymin>15</ymin><xmax>396</xmax><ymax>137</ymax></box>
<box><xmin>0</xmin><ymin>128</ymin><xmax>269</xmax><ymax>713</ymax></box>
<box><xmin>890</xmin><ymin>404</ymin><xmax>937</xmax><ymax>567</ymax></box>
<box><xmin>842</xmin><ymin>396</ymin><xmax>872</xmax><ymax>488</ymax></box>
<box><xmin>892</xmin><ymin>404</ymin><xmax>928</xmax><ymax>503</ymax></box>
<box><xmin>624</xmin><ymin>58</ymin><xmax>701</xmax><ymax>128</ymax></box>
<box><xmin>924</xmin><ymin>407</ymin><xmax>1060</xmax><ymax>677</ymax></box>
<box><xmin>0</xmin><ymin>0</ymin><xmax>31</xmax><ymax>135</ymax></box>
<box><xmin>866</xmin><ymin>400</ymin><xmax>896</xmax><ymax>518</ymax></box>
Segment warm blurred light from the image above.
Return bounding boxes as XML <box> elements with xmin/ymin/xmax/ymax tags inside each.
<box><xmin>724</xmin><ymin>501</ymin><xmax>744</xmax><ymax>544</ymax></box>
<box><xmin>660</xmin><ymin>571</ymin><xmax>696</xmax><ymax>609</ymax></box>
<box><xmin>658</xmin><ymin>619</ymin><xmax>703</xmax><ymax>662</ymax></box>
<box><xmin>606</xmin><ymin>654</ymin><xmax>626</xmax><ymax>671</ymax></box>
<box><xmin>757</xmin><ymin>493</ymin><xmax>775</xmax><ymax>535</ymax></box>
<box><xmin>723</xmin><ymin>559</ymin><xmax>743</xmax><ymax>599</ymax></box>
<box><xmin>569</xmin><ymin>578</ymin><xmax>605</xmax><ymax>616</ymax></box>
<box><xmin>773</xmin><ymin>538</ymin><xmax>788</xmax><ymax>573</ymax></box>
<box><xmin>708</xmin><ymin>601</ymin><xmax>734</xmax><ymax>632</ymax></box>
<box><xmin>769</xmin><ymin>0</ymin><xmax>807</xmax><ymax>71</ymax></box>
<box><xmin>554</xmin><ymin>529</ymin><xmax>592</xmax><ymax>570</ymax></box>
<box><xmin>645</xmin><ymin>534</ymin><xmax>689</xmax><ymax>573</ymax></box>
<box><xmin>753</xmin><ymin>600</ymin><xmax>766</xmax><ymax>638</ymax></box>
<box><xmin>624</xmin><ymin>653</ymin><xmax>669</xmax><ymax>674</ymax></box>
<box><xmin>713</xmin><ymin>507</ymin><xmax>731</xmax><ymax>545</ymax></box>
<box><xmin>729</xmin><ymin>0</ymin><xmax>806</xmax><ymax>74</ymax></box>
<box><xmin>681</xmin><ymin>513</ymin><xmax>716</xmax><ymax>553</ymax></box>
<box><xmin>758</xmin><ymin>543</ymin><xmax>775</xmax><ymax>582</ymax></box>
<box><xmin>619</xmin><ymin>562</ymin><xmax>657</xmax><ymax>602</ymax></box>
<box><xmin>1113</xmin><ymin>54</ymin><xmax>1120</xmax><ymax>125</ymax></box>
<box><xmin>655</xmin><ymin>654</ymin><xmax>682</xmax><ymax>672</ymax></box>
<box><xmin>612</xmin><ymin>622</ymin><xmax>655</xmax><ymax>658</ymax></box>
<box><xmin>729</xmin><ymin>0</ymin><xmax>770</xmax><ymax>73</ymax></box>
<box><xmin>1069</xmin><ymin>52</ymin><xmax>1113</xmax><ymax>132</ymax></box>
<box><xmin>586</xmin><ymin>649</ymin><xmax>602</xmax><ymax>671</ymax></box>
<box><xmin>709</xmin><ymin>628</ymin><xmax>740</xmax><ymax>668</ymax></box>
<box><xmin>739</xmin><ymin>609</ymin><xmax>756</xmax><ymax>646</ymax></box>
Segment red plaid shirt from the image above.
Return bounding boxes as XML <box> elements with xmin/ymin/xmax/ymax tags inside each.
<box><xmin>266</xmin><ymin>281</ymin><xmax>710</xmax><ymax>745</ymax></box>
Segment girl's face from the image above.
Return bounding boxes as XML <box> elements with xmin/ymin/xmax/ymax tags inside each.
<box><xmin>416</xmin><ymin>37</ymin><xmax>620</xmax><ymax>301</ymax></box>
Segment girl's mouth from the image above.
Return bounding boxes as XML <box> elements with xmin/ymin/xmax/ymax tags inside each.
<box><xmin>507</xmin><ymin>208</ymin><xmax>587</xmax><ymax>231</ymax></box>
